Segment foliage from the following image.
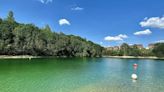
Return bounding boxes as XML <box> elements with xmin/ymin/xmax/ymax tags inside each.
<box><xmin>119</xmin><ymin>43</ymin><xmax>131</xmax><ymax>56</ymax></box>
<box><xmin>103</xmin><ymin>43</ymin><xmax>157</xmax><ymax>57</ymax></box>
<box><xmin>0</xmin><ymin>11</ymin><xmax>103</xmax><ymax>57</ymax></box>
<box><xmin>152</xmin><ymin>43</ymin><xmax>164</xmax><ymax>57</ymax></box>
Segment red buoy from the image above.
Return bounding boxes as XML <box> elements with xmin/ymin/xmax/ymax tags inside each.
<box><xmin>133</xmin><ymin>63</ymin><xmax>138</xmax><ymax>70</ymax></box>
<box><xmin>133</xmin><ymin>63</ymin><xmax>138</xmax><ymax>67</ymax></box>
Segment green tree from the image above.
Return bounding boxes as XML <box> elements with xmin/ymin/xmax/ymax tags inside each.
<box><xmin>129</xmin><ymin>45</ymin><xmax>141</xmax><ymax>56</ymax></box>
<box><xmin>6</xmin><ymin>11</ymin><xmax>15</xmax><ymax>23</ymax></box>
<box><xmin>152</xmin><ymin>43</ymin><xmax>164</xmax><ymax>57</ymax></box>
<box><xmin>0</xmin><ymin>11</ymin><xmax>103</xmax><ymax>57</ymax></box>
<box><xmin>120</xmin><ymin>43</ymin><xmax>130</xmax><ymax>56</ymax></box>
<box><xmin>0</xmin><ymin>18</ymin><xmax>2</xmax><ymax>23</ymax></box>
<box><xmin>0</xmin><ymin>11</ymin><xmax>18</xmax><ymax>55</ymax></box>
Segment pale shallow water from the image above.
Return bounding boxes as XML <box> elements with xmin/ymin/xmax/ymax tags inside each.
<box><xmin>0</xmin><ymin>58</ymin><xmax>164</xmax><ymax>92</ymax></box>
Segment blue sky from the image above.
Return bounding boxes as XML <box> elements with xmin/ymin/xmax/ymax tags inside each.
<box><xmin>0</xmin><ymin>0</ymin><xmax>164</xmax><ymax>47</ymax></box>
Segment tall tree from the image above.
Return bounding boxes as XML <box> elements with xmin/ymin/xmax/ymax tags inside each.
<box><xmin>153</xmin><ymin>43</ymin><xmax>164</xmax><ymax>57</ymax></box>
<box><xmin>0</xmin><ymin>11</ymin><xmax>103</xmax><ymax>57</ymax></box>
<box><xmin>6</xmin><ymin>11</ymin><xmax>15</xmax><ymax>23</ymax></box>
<box><xmin>120</xmin><ymin>43</ymin><xmax>130</xmax><ymax>56</ymax></box>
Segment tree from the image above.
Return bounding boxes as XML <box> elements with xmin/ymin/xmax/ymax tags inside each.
<box><xmin>0</xmin><ymin>11</ymin><xmax>18</xmax><ymax>55</ymax></box>
<box><xmin>0</xmin><ymin>11</ymin><xmax>103</xmax><ymax>57</ymax></box>
<box><xmin>0</xmin><ymin>18</ymin><xmax>2</xmax><ymax>23</ymax></box>
<box><xmin>6</xmin><ymin>11</ymin><xmax>15</xmax><ymax>23</ymax></box>
<box><xmin>152</xmin><ymin>43</ymin><xmax>164</xmax><ymax>57</ymax></box>
<box><xmin>13</xmin><ymin>24</ymin><xmax>39</xmax><ymax>55</ymax></box>
<box><xmin>120</xmin><ymin>43</ymin><xmax>131</xmax><ymax>56</ymax></box>
<box><xmin>129</xmin><ymin>45</ymin><xmax>141</xmax><ymax>56</ymax></box>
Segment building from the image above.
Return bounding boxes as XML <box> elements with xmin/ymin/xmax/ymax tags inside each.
<box><xmin>148</xmin><ymin>44</ymin><xmax>155</xmax><ymax>49</ymax></box>
<box><xmin>107</xmin><ymin>47</ymin><xmax>114</xmax><ymax>50</ymax></box>
<box><xmin>106</xmin><ymin>46</ymin><xmax>120</xmax><ymax>51</ymax></box>
<box><xmin>132</xmin><ymin>44</ymin><xmax>144</xmax><ymax>49</ymax></box>
<box><xmin>113</xmin><ymin>46</ymin><xmax>120</xmax><ymax>51</ymax></box>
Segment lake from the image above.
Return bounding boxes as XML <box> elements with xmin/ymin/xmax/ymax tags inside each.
<box><xmin>0</xmin><ymin>58</ymin><xmax>164</xmax><ymax>92</ymax></box>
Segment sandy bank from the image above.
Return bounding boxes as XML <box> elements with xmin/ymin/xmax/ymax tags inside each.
<box><xmin>103</xmin><ymin>56</ymin><xmax>164</xmax><ymax>60</ymax></box>
<box><xmin>0</xmin><ymin>55</ymin><xmax>164</xmax><ymax>60</ymax></box>
<box><xmin>0</xmin><ymin>55</ymin><xmax>42</xmax><ymax>59</ymax></box>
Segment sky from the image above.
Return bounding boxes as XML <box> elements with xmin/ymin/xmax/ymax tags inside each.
<box><xmin>0</xmin><ymin>0</ymin><xmax>164</xmax><ymax>47</ymax></box>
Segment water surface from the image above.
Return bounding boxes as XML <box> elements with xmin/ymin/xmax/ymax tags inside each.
<box><xmin>0</xmin><ymin>58</ymin><xmax>164</xmax><ymax>92</ymax></box>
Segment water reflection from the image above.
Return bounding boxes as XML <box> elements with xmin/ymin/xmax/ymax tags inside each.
<box><xmin>132</xmin><ymin>79</ymin><xmax>137</xmax><ymax>83</ymax></box>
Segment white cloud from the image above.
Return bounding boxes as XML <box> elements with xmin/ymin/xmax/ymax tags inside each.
<box><xmin>71</xmin><ymin>7</ymin><xmax>84</xmax><ymax>11</ymax></box>
<box><xmin>118</xmin><ymin>34</ymin><xmax>128</xmax><ymax>38</ymax></box>
<box><xmin>59</xmin><ymin>19</ymin><xmax>71</xmax><ymax>26</ymax></box>
<box><xmin>155</xmin><ymin>40</ymin><xmax>164</xmax><ymax>43</ymax></box>
<box><xmin>104</xmin><ymin>34</ymin><xmax>128</xmax><ymax>41</ymax></box>
<box><xmin>140</xmin><ymin>16</ymin><xmax>164</xmax><ymax>29</ymax></box>
<box><xmin>105</xmin><ymin>36</ymin><xmax>122</xmax><ymax>41</ymax></box>
<box><xmin>134</xmin><ymin>29</ymin><xmax>152</xmax><ymax>36</ymax></box>
<box><xmin>38</xmin><ymin>0</ymin><xmax>53</xmax><ymax>4</ymax></box>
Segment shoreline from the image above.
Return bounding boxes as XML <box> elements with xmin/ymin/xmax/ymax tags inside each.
<box><xmin>103</xmin><ymin>56</ymin><xmax>164</xmax><ymax>60</ymax></box>
<box><xmin>0</xmin><ymin>55</ymin><xmax>81</xmax><ymax>59</ymax></box>
<box><xmin>0</xmin><ymin>55</ymin><xmax>163</xmax><ymax>60</ymax></box>
<box><xmin>0</xmin><ymin>55</ymin><xmax>42</xmax><ymax>59</ymax></box>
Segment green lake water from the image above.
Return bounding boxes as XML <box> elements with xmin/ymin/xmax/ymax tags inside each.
<box><xmin>0</xmin><ymin>58</ymin><xmax>164</xmax><ymax>92</ymax></box>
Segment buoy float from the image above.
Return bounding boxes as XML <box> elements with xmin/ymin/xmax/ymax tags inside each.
<box><xmin>133</xmin><ymin>63</ymin><xmax>138</xmax><ymax>70</ymax></box>
<box><xmin>133</xmin><ymin>63</ymin><xmax>138</xmax><ymax>67</ymax></box>
<box><xmin>131</xmin><ymin>74</ymin><xmax>138</xmax><ymax>80</ymax></box>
